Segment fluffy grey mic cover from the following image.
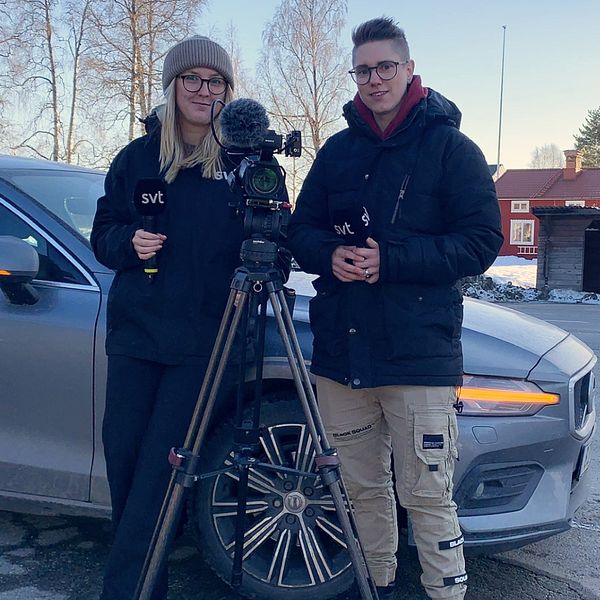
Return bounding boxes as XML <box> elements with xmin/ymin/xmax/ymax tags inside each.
<box><xmin>220</xmin><ymin>98</ymin><xmax>270</xmax><ymax>148</ymax></box>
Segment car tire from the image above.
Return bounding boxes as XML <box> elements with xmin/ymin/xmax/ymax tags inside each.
<box><xmin>187</xmin><ymin>389</ymin><xmax>355</xmax><ymax>599</ymax></box>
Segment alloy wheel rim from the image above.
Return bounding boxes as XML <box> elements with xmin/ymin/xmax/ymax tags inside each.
<box><xmin>209</xmin><ymin>422</ymin><xmax>352</xmax><ymax>588</ymax></box>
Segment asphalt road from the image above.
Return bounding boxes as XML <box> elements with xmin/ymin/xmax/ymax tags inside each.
<box><xmin>1</xmin><ymin>302</ymin><xmax>598</xmax><ymax>600</ymax></box>
<box><xmin>0</xmin><ymin>510</ymin><xmax>596</xmax><ymax>600</ymax></box>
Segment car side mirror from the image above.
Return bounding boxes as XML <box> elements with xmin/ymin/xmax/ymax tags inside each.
<box><xmin>0</xmin><ymin>235</ymin><xmax>40</xmax><ymax>305</ymax></box>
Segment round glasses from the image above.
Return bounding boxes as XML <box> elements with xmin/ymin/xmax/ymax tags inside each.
<box><xmin>348</xmin><ymin>60</ymin><xmax>408</xmax><ymax>85</ymax></box>
<box><xmin>178</xmin><ymin>74</ymin><xmax>227</xmax><ymax>95</ymax></box>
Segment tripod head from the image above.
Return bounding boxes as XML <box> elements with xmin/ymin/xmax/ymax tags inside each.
<box><xmin>239</xmin><ymin>236</ymin><xmax>278</xmax><ymax>270</ymax></box>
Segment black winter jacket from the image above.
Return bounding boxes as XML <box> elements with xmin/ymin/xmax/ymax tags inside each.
<box><xmin>91</xmin><ymin>124</ymin><xmax>287</xmax><ymax>364</ymax></box>
<box><xmin>287</xmin><ymin>89</ymin><xmax>503</xmax><ymax>388</ymax></box>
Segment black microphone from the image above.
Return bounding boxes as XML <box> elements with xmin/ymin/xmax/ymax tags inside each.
<box><xmin>332</xmin><ymin>204</ymin><xmax>371</xmax><ymax>247</ymax></box>
<box><xmin>133</xmin><ymin>178</ymin><xmax>168</xmax><ymax>282</ymax></box>
<box><xmin>220</xmin><ymin>98</ymin><xmax>271</xmax><ymax>150</ymax></box>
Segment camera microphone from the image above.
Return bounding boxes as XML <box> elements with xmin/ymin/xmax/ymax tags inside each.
<box><xmin>220</xmin><ymin>98</ymin><xmax>271</xmax><ymax>150</ymax></box>
<box><xmin>332</xmin><ymin>205</ymin><xmax>371</xmax><ymax>247</ymax></box>
<box><xmin>133</xmin><ymin>178</ymin><xmax>168</xmax><ymax>282</ymax></box>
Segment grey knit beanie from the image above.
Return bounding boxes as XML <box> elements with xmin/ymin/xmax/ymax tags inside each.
<box><xmin>162</xmin><ymin>35</ymin><xmax>234</xmax><ymax>92</ymax></box>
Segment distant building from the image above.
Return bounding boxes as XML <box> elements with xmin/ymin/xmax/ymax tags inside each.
<box><xmin>488</xmin><ymin>163</ymin><xmax>505</xmax><ymax>181</ymax></box>
<box><xmin>494</xmin><ymin>150</ymin><xmax>600</xmax><ymax>259</ymax></box>
<box><xmin>532</xmin><ymin>207</ymin><xmax>600</xmax><ymax>292</ymax></box>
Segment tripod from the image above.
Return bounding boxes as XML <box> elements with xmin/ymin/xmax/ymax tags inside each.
<box><xmin>133</xmin><ymin>235</ymin><xmax>378</xmax><ymax>600</ymax></box>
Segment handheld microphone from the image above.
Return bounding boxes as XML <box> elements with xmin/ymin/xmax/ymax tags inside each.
<box><xmin>220</xmin><ymin>98</ymin><xmax>270</xmax><ymax>150</ymax></box>
<box><xmin>332</xmin><ymin>204</ymin><xmax>371</xmax><ymax>247</ymax></box>
<box><xmin>133</xmin><ymin>178</ymin><xmax>168</xmax><ymax>282</ymax></box>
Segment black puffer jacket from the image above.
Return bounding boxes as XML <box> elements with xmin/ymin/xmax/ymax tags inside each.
<box><xmin>287</xmin><ymin>89</ymin><xmax>503</xmax><ymax>388</ymax></box>
<box><xmin>91</xmin><ymin>121</ymin><xmax>289</xmax><ymax>364</ymax></box>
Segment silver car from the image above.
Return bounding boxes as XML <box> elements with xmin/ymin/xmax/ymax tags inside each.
<box><xmin>0</xmin><ymin>155</ymin><xmax>596</xmax><ymax>600</ymax></box>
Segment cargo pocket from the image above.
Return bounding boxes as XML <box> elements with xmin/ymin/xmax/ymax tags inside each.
<box><xmin>411</xmin><ymin>410</ymin><xmax>454</xmax><ymax>499</ymax></box>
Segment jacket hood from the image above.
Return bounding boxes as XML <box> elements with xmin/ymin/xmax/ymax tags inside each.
<box><xmin>343</xmin><ymin>85</ymin><xmax>462</xmax><ymax>140</ymax></box>
<box><xmin>139</xmin><ymin>105</ymin><xmax>165</xmax><ymax>137</ymax></box>
<box><xmin>424</xmin><ymin>88</ymin><xmax>462</xmax><ymax>128</ymax></box>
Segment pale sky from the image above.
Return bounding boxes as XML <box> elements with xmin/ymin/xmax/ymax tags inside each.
<box><xmin>199</xmin><ymin>0</ymin><xmax>600</xmax><ymax>169</ymax></box>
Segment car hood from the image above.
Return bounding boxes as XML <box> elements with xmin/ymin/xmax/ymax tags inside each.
<box><xmin>288</xmin><ymin>273</ymin><xmax>570</xmax><ymax>380</ymax></box>
<box><xmin>460</xmin><ymin>298</ymin><xmax>569</xmax><ymax>379</ymax></box>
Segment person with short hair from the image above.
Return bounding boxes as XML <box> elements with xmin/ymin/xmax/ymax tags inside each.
<box><xmin>287</xmin><ymin>16</ymin><xmax>503</xmax><ymax>600</ymax></box>
<box><xmin>91</xmin><ymin>35</ymin><xmax>287</xmax><ymax>600</ymax></box>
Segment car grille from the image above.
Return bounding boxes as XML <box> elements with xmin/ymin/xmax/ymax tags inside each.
<box><xmin>573</xmin><ymin>370</ymin><xmax>596</xmax><ymax>430</ymax></box>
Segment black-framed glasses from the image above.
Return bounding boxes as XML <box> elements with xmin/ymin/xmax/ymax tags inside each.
<box><xmin>348</xmin><ymin>60</ymin><xmax>408</xmax><ymax>85</ymax></box>
<box><xmin>178</xmin><ymin>74</ymin><xmax>227</xmax><ymax>95</ymax></box>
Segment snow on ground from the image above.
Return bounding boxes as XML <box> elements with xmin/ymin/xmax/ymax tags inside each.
<box><xmin>288</xmin><ymin>255</ymin><xmax>600</xmax><ymax>304</ymax></box>
<box><xmin>469</xmin><ymin>256</ymin><xmax>600</xmax><ymax>303</ymax></box>
<box><xmin>485</xmin><ymin>256</ymin><xmax>537</xmax><ymax>288</ymax></box>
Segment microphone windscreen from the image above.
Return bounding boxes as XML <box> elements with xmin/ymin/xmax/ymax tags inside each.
<box><xmin>133</xmin><ymin>179</ymin><xmax>168</xmax><ymax>216</ymax></box>
<box><xmin>332</xmin><ymin>205</ymin><xmax>371</xmax><ymax>246</ymax></box>
<box><xmin>220</xmin><ymin>98</ymin><xmax>270</xmax><ymax>149</ymax></box>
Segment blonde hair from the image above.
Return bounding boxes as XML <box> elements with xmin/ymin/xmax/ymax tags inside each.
<box><xmin>158</xmin><ymin>80</ymin><xmax>234</xmax><ymax>183</ymax></box>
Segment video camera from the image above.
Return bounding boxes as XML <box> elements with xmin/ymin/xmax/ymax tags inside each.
<box><xmin>212</xmin><ymin>98</ymin><xmax>302</xmax><ymax>243</ymax></box>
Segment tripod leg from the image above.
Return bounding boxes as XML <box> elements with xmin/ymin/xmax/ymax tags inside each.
<box><xmin>230</xmin><ymin>289</ymin><xmax>265</xmax><ymax>591</ymax></box>
<box><xmin>266</xmin><ymin>286</ymin><xmax>379</xmax><ymax>600</ymax></box>
<box><xmin>134</xmin><ymin>287</ymin><xmax>250</xmax><ymax>600</ymax></box>
<box><xmin>183</xmin><ymin>288</ymin><xmax>242</xmax><ymax>448</ymax></box>
<box><xmin>272</xmin><ymin>289</ymin><xmax>367</xmax><ymax>534</ymax></box>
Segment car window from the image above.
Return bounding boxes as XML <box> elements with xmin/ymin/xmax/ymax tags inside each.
<box><xmin>1</xmin><ymin>169</ymin><xmax>104</xmax><ymax>241</ymax></box>
<box><xmin>0</xmin><ymin>203</ymin><xmax>87</xmax><ymax>285</ymax></box>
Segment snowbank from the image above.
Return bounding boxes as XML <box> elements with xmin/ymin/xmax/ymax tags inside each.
<box><xmin>475</xmin><ymin>257</ymin><xmax>600</xmax><ymax>304</ymax></box>
<box><xmin>288</xmin><ymin>257</ymin><xmax>600</xmax><ymax>304</ymax></box>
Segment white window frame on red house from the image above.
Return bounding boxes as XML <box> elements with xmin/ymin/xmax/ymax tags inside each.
<box><xmin>565</xmin><ymin>200</ymin><xmax>586</xmax><ymax>207</ymax></box>
<box><xmin>511</xmin><ymin>200</ymin><xmax>530</xmax><ymax>213</ymax></box>
<box><xmin>510</xmin><ymin>219</ymin><xmax>535</xmax><ymax>245</ymax></box>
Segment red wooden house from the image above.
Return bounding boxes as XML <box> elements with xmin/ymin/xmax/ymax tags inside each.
<box><xmin>494</xmin><ymin>150</ymin><xmax>600</xmax><ymax>258</ymax></box>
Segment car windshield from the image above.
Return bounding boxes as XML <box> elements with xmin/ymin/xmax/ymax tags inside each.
<box><xmin>4</xmin><ymin>168</ymin><xmax>105</xmax><ymax>242</ymax></box>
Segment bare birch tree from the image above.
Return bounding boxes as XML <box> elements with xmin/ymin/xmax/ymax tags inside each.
<box><xmin>257</xmin><ymin>0</ymin><xmax>349</xmax><ymax>203</ymax></box>
<box><xmin>259</xmin><ymin>0</ymin><xmax>349</xmax><ymax>161</ymax></box>
<box><xmin>220</xmin><ymin>22</ymin><xmax>253</xmax><ymax>99</ymax></box>
<box><xmin>1</xmin><ymin>0</ymin><xmax>63</xmax><ymax>160</ymax></box>
<box><xmin>0</xmin><ymin>1</ymin><xmax>16</xmax><ymax>143</ymax></box>
<box><xmin>0</xmin><ymin>0</ymin><xmax>95</xmax><ymax>162</ymax></box>
<box><xmin>87</xmin><ymin>0</ymin><xmax>208</xmax><ymax>144</ymax></box>
<box><xmin>0</xmin><ymin>1</ymin><xmax>23</xmax><ymax>59</ymax></box>
<box><xmin>528</xmin><ymin>143</ymin><xmax>565</xmax><ymax>168</ymax></box>
<box><xmin>63</xmin><ymin>0</ymin><xmax>94</xmax><ymax>163</ymax></box>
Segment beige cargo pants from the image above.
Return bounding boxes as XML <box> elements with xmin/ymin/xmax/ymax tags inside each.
<box><xmin>316</xmin><ymin>376</ymin><xmax>467</xmax><ymax>600</ymax></box>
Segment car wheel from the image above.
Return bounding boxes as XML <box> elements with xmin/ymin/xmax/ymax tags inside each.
<box><xmin>188</xmin><ymin>390</ymin><xmax>355</xmax><ymax>599</ymax></box>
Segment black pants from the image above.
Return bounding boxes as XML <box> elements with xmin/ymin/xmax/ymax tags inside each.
<box><xmin>100</xmin><ymin>355</ymin><xmax>214</xmax><ymax>600</ymax></box>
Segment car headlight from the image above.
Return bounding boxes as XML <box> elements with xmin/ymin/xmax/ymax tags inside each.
<box><xmin>459</xmin><ymin>375</ymin><xmax>560</xmax><ymax>416</ymax></box>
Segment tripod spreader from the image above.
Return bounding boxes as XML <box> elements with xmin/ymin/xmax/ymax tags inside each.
<box><xmin>314</xmin><ymin>448</ymin><xmax>343</xmax><ymax>486</ymax></box>
<box><xmin>167</xmin><ymin>448</ymin><xmax>202</xmax><ymax>488</ymax></box>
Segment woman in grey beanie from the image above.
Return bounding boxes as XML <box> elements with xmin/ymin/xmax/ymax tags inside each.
<box><xmin>157</xmin><ymin>35</ymin><xmax>235</xmax><ymax>182</ymax></box>
<box><xmin>91</xmin><ymin>35</ymin><xmax>280</xmax><ymax>600</ymax></box>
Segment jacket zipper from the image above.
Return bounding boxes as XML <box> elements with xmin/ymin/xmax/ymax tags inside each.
<box><xmin>390</xmin><ymin>175</ymin><xmax>411</xmax><ymax>224</ymax></box>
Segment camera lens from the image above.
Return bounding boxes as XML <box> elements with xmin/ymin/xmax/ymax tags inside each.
<box><xmin>249</xmin><ymin>166</ymin><xmax>280</xmax><ymax>196</ymax></box>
